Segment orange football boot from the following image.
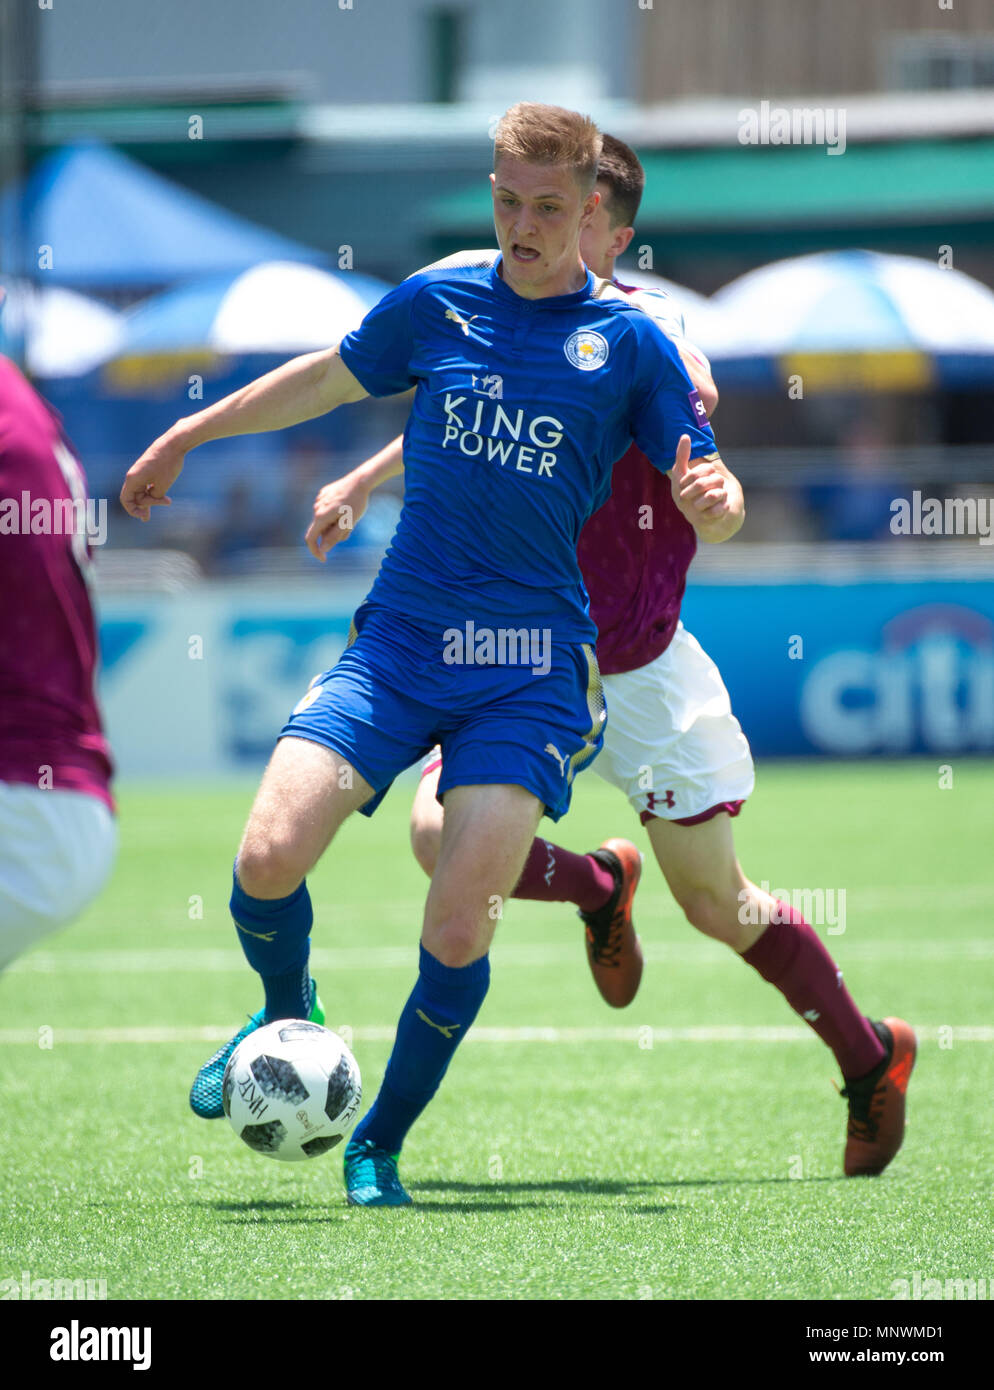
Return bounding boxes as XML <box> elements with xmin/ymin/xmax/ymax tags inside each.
<box><xmin>841</xmin><ymin>1017</ymin><xmax>917</xmax><ymax>1176</ymax></box>
<box><xmin>579</xmin><ymin>838</ymin><xmax>644</xmax><ymax>1008</ymax></box>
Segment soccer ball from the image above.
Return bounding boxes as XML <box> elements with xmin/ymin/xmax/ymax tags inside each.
<box><xmin>222</xmin><ymin>1020</ymin><xmax>361</xmax><ymax>1162</ymax></box>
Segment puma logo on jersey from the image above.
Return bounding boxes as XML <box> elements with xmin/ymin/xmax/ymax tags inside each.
<box><xmin>445</xmin><ymin>308</ymin><xmax>480</xmax><ymax>337</ymax></box>
<box><xmin>235</xmin><ymin>922</ymin><xmax>277</xmax><ymax>943</ymax></box>
<box><xmin>545</xmin><ymin>743</ymin><xmax>568</xmax><ymax>776</ymax></box>
<box><xmin>416</xmin><ymin>1009</ymin><xmax>460</xmax><ymax>1039</ymax></box>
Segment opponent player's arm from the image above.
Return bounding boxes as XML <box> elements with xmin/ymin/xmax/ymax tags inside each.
<box><xmin>305</xmin><ymin>433</ymin><xmax>406</xmax><ymax>562</ymax></box>
<box><xmin>120</xmin><ymin>346</ymin><xmax>368</xmax><ymax>521</ymax></box>
<box><xmin>631</xmin><ymin>312</ymin><xmax>736</xmax><ymax>541</ymax></box>
<box><xmin>623</xmin><ymin>288</ymin><xmax>718</xmax><ymax>418</ymax></box>
<box><xmin>676</xmin><ymin>342</ymin><xmax>718</xmax><ymax>418</ymax></box>
<box><xmin>669</xmin><ymin>435</ymin><xmax>744</xmax><ymax>544</ymax></box>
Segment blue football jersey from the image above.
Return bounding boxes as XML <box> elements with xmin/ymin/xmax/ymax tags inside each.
<box><xmin>339</xmin><ymin>251</ymin><xmax>716</xmax><ymax>644</ymax></box>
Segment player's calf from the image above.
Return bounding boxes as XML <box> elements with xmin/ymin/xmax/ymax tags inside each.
<box><xmin>410</xmin><ymin>823</ymin><xmax>440</xmax><ymax>879</ymax></box>
<box><xmin>351</xmin><ymin>783</ymin><xmax>540</xmax><ymax>1178</ymax></box>
<box><xmin>215</xmin><ymin>739</ymin><xmax>371</xmax><ymax>1077</ymax></box>
<box><xmin>422</xmin><ymin>782</ymin><xmax>543</xmax><ymax>961</ymax></box>
<box><xmin>410</xmin><ymin>752</ymin><xmax>444</xmax><ymax>878</ymax></box>
<box><xmin>410</xmin><ymin>758</ymin><xmax>641</xmax><ymax>1001</ymax></box>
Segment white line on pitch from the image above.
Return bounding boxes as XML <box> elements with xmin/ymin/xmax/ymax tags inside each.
<box><xmin>0</xmin><ymin>1024</ymin><xmax>991</xmax><ymax>1045</ymax></box>
<box><xmin>10</xmin><ymin>937</ymin><xmax>994</xmax><ymax>975</ymax></box>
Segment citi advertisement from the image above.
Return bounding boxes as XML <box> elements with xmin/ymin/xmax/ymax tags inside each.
<box><xmin>682</xmin><ymin>581</ymin><xmax>994</xmax><ymax>757</ymax></box>
<box><xmin>96</xmin><ymin>578</ymin><xmax>994</xmax><ymax>777</ymax></box>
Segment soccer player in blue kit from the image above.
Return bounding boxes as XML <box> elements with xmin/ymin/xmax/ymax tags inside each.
<box><xmin>120</xmin><ymin>103</ymin><xmax>737</xmax><ymax>1206</ymax></box>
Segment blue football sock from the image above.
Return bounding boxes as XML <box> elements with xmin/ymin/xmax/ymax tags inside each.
<box><xmin>352</xmin><ymin>944</ymin><xmax>490</xmax><ymax>1154</ymax></box>
<box><xmin>229</xmin><ymin>865</ymin><xmax>313</xmax><ymax>1021</ymax></box>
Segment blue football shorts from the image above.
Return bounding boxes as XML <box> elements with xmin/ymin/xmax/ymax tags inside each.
<box><xmin>279</xmin><ymin>603</ymin><xmax>605</xmax><ymax>821</ymax></box>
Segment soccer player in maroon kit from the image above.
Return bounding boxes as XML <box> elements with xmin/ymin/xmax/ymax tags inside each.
<box><xmin>305</xmin><ymin>137</ymin><xmax>915</xmax><ymax>1178</ymax></box>
<box><xmin>0</xmin><ymin>352</ymin><xmax>116</xmax><ymax>971</ymax></box>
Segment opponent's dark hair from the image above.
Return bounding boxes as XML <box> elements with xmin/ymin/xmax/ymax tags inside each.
<box><xmin>597</xmin><ymin>133</ymin><xmax>645</xmax><ymax>228</ymax></box>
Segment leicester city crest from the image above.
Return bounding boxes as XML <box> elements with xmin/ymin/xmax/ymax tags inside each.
<box><xmin>564</xmin><ymin>330</ymin><xmax>609</xmax><ymax>372</ymax></box>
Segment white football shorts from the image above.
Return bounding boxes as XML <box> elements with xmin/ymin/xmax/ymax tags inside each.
<box><xmin>0</xmin><ymin>783</ymin><xmax>117</xmax><ymax>971</ymax></box>
<box><xmin>595</xmin><ymin>623</ymin><xmax>755</xmax><ymax>824</ymax></box>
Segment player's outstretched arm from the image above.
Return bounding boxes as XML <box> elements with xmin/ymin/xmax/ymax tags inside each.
<box><xmin>305</xmin><ymin>434</ymin><xmax>405</xmax><ymax>562</ymax></box>
<box><xmin>120</xmin><ymin>346</ymin><xmax>368</xmax><ymax>521</ymax></box>
<box><xmin>669</xmin><ymin>434</ymin><xmax>744</xmax><ymax>543</ymax></box>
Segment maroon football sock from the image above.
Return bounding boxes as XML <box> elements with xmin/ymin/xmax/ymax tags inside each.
<box><xmin>741</xmin><ymin>901</ymin><xmax>886</xmax><ymax>1080</ymax></box>
<box><xmin>511</xmin><ymin>837</ymin><xmax>615</xmax><ymax>915</ymax></box>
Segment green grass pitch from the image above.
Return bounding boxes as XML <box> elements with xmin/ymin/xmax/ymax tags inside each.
<box><xmin>1</xmin><ymin>760</ymin><xmax>991</xmax><ymax>1300</ymax></box>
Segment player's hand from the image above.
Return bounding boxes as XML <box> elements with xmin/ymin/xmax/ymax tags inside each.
<box><xmin>669</xmin><ymin>435</ymin><xmax>731</xmax><ymax>528</ymax></box>
<box><xmin>120</xmin><ymin>433</ymin><xmax>186</xmax><ymax>521</ymax></box>
<box><xmin>305</xmin><ymin>475</ymin><xmax>371</xmax><ymax>562</ymax></box>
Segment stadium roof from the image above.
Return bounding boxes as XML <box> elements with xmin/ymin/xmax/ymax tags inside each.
<box><xmin>429</xmin><ymin>137</ymin><xmax>994</xmax><ymax>234</ymax></box>
<box><xmin>301</xmin><ymin>89</ymin><xmax>994</xmax><ymax>147</ymax></box>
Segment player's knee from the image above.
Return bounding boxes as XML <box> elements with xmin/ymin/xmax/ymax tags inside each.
<box><xmin>409</xmin><ymin>817</ymin><xmax>441</xmax><ymax>878</ymax></box>
<box><xmin>675</xmin><ymin>884</ymin><xmax>742</xmax><ymax>944</ymax></box>
<box><xmin>427</xmin><ymin>915</ymin><xmax>487</xmax><ymax>968</ymax></box>
<box><xmin>236</xmin><ymin>838</ymin><xmax>307</xmax><ymax>900</ymax></box>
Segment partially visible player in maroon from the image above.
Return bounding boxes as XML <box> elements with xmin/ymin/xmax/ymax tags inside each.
<box><xmin>0</xmin><ymin>350</ymin><xmax>116</xmax><ymax>971</ymax></box>
<box><xmin>307</xmin><ymin>137</ymin><xmax>916</xmax><ymax>1178</ymax></box>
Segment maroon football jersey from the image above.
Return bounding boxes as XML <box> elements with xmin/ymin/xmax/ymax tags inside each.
<box><xmin>577</xmin><ymin>439</ymin><xmax>697</xmax><ymax>676</ymax></box>
<box><xmin>576</xmin><ymin>277</ymin><xmax>703</xmax><ymax>675</ymax></box>
<box><xmin>0</xmin><ymin>356</ymin><xmax>114</xmax><ymax>809</ymax></box>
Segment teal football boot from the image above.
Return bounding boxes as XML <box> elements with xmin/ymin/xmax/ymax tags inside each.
<box><xmin>344</xmin><ymin>1138</ymin><xmax>412</xmax><ymax>1207</ymax></box>
<box><xmin>189</xmin><ymin>979</ymin><xmax>324</xmax><ymax>1119</ymax></box>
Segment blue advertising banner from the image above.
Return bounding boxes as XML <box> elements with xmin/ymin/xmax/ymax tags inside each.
<box><xmin>96</xmin><ymin>577</ymin><xmax>994</xmax><ymax>777</ymax></box>
<box><xmin>682</xmin><ymin>579</ymin><xmax>994</xmax><ymax>757</ymax></box>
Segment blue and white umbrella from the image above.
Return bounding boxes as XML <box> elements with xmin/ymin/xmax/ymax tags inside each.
<box><xmin>611</xmin><ymin>265</ymin><xmax>735</xmax><ymax>358</ymax></box>
<box><xmin>0</xmin><ymin>280</ymin><xmax>124</xmax><ymax>377</ymax></box>
<box><xmin>710</xmin><ymin>250</ymin><xmax>994</xmax><ymax>389</ymax></box>
<box><xmin>109</xmin><ymin>260</ymin><xmax>391</xmax><ymax>359</ymax></box>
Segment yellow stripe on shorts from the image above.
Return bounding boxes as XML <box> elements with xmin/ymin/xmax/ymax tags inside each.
<box><xmin>567</xmin><ymin>643</ymin><xmax>607</xmax><ymax>785</ymax></box>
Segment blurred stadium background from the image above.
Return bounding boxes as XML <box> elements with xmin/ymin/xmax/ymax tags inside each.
<box><xmin>2</xmin><ymin>0</ymin><xmax>993</xmax><ymax>779</ymax></box>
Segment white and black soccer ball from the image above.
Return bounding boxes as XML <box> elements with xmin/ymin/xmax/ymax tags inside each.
<box><xmin>222</xmin><ymin>1020</ymin><xmax>361</xmax><ymax>1162</ymax></box>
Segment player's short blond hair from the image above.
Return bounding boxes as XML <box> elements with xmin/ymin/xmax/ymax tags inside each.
<box><xmin>494</xmin><ymin>103</ymin><xmax>603</xmax><ymax>194</ymax></box>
